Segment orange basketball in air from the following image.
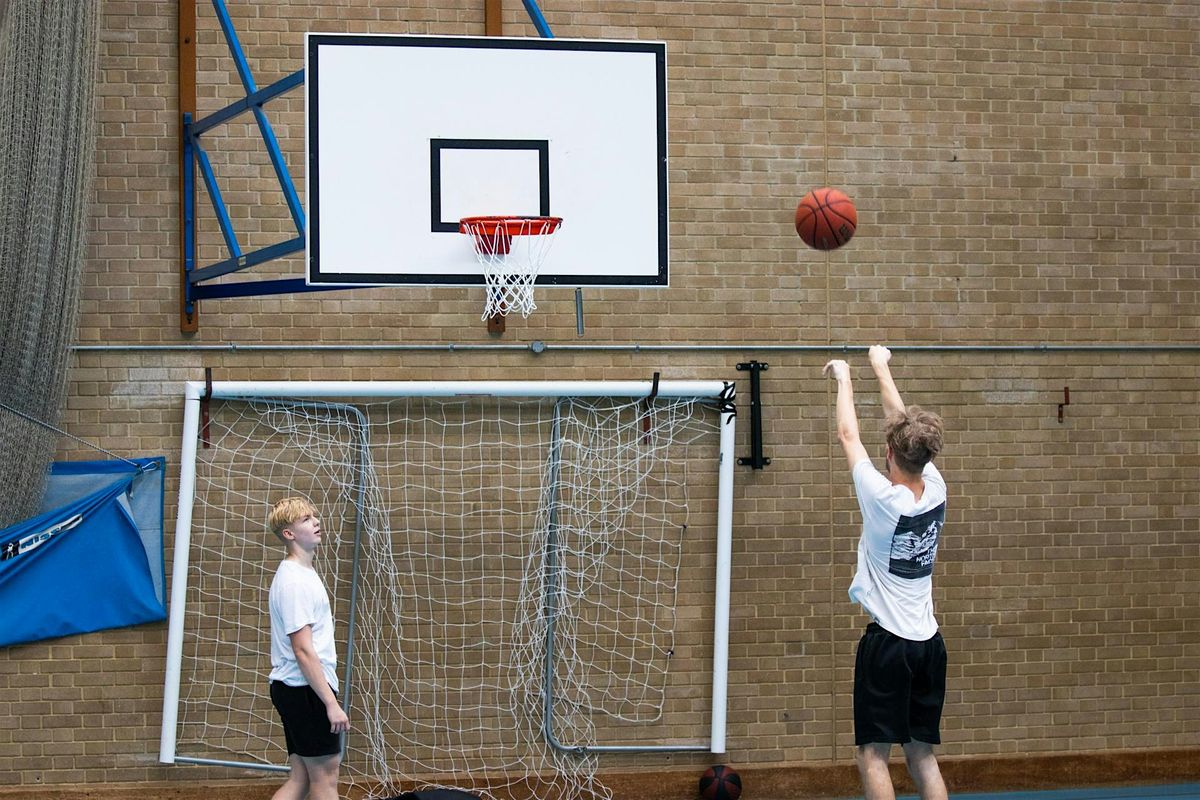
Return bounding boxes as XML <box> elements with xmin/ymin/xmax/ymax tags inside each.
<box><xmin>795</xmin><ymin>187</ymin><xmax>857</xmax><ymax>250</ymax></box>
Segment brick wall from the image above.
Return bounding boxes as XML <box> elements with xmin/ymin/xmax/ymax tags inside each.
<box><xmin>1</xmin><ymin>0</ymin><xmax>1196</xmax><ymax>795</ymax></box>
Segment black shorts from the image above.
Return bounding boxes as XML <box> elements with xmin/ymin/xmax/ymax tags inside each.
<box><xmin>270</xmin><ymin>680</ymin><xmax>342</xmax><ymax>758</ymax></box>
<box><xmin>853</xmin><ymin>622</ymin><xmax>947</xmax><ymax>746</ymax></box>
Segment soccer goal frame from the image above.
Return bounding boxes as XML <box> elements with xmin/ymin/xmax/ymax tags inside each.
<box><xmin>160</xmin><ymin>379</ymin><xmax>735</xmax><ymax>776</ymax></box>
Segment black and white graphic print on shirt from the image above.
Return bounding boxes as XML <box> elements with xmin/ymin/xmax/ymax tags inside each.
<box><xmin>887</xmin><ymin>503</ymin><xmax>945</xmax><ymax>579</ymax></box>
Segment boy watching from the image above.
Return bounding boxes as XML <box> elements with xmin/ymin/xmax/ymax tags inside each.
<box><xmin>267</xmin><ymin>497</ymin><xmax>350</xmax><ymax>800</ymax></box>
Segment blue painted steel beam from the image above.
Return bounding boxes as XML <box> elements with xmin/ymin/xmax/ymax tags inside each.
<box><xmin>189</xmin><ymin>236</ymin><xmax>304</xmax><ymax>284</ymax></box>
<box><xmin>212</xmin><ymin>0</ymin><xmax>258</xmax><ymax>93</ymax></box>
<box><xmin>194</xmin><ymin>141</ymin><xmax>241</xmax><ymax>259</ymax></box>
<box><xmin>189</xmin><ymin>69</ymin><xmax>304</xmax><ymax>137</ymax></box>
<box><xmin>252</xmin><ymin>103</ymin><xmax>306</xmax><ymax>235</ymax></box>
<box><xmin>192</xmin><ymin>277</ymin><xmax>345</xmax><ymax>300</ymax></box>
<box><xmin>521</xmin><ymin>0</ymin><xmax>555</xmax><ymax>37</ymax></box>
<box><xmin>182</xmin><ymin>112</ymin><xmax>197</xmax><ymax>315</ymax></box>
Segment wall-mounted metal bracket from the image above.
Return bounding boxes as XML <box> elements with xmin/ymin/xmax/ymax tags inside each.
<box><xmin>179</xmin><ymin>1</ymin><xmax>328</xmax><ymax>331</ymax></box>
<box><xmin>736</xmin><ymin>361</ymin><xmax>770</xmax><ymax>469</ymax></box>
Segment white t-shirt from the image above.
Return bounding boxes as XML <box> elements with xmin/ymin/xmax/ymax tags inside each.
<box><xmin>268</xmin><ymin>559</ymin><xmax>339</xmax><ymax>691</ymax></box>
<box><xmin>849</xmin><ymin>459</ymin><xmax>946</xmax><ymax>641</ymax></box>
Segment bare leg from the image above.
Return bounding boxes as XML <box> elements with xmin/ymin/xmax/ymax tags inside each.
<box><xmin>271</xmin><ymin>754</ymin><xmax>310</xmax><ymax>800</ymax></box>
<box><xmin>856</xmin><ymin>742</ymin><xmax>896</xmax><ymax>800</ymax></box>
<box><xmin>903</xmin><ymin>741</ymin><xmax>948</xmax><ymax>800</ymax></box>
<box><xmin>302</xmin><ymin>752</ymin><xmax>343</xmax><ymax>800</ymax></box>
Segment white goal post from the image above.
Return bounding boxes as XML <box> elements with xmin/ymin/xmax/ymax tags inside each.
<box><xmin>160</xmin><ymin>380</ymin><xmax>735</xmax><ymax>799</ymax></box>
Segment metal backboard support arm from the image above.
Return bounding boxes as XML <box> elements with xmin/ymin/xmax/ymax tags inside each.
<box><xmin>179</xmin><ymin>0</ymin><xmax>560</xmax><ymax>332</ymax></box>
<box><xmin>180</xmin><ymin>0</ymin><xmax>328</xmax><ymax>330</ymax></box>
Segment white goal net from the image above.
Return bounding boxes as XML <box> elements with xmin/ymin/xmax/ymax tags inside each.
<box><xmin>160</xmin><ymin>381</ymin><xmax>735</xmax><ymax>800</ymax></box>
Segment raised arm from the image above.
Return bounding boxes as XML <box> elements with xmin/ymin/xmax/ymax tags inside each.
<box><xmin>869</xmin><ymin>345</ymin><xmax>905</xmax><ymax>418</ymax></box>
<box><xmin>824</xmin><ymin>359</ymin><xmax>870</xmax><ymax>470</ymax></box>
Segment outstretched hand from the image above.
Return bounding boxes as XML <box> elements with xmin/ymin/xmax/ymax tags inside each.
<box><xmin>868</xmin><ymin>345</ymin><xmax>891</xmax><ymax>367</ymax></box>
<box><xmin>823</xmin><ymin>359</ymin><xmax>850</xmax><ymax>382</ymax></box>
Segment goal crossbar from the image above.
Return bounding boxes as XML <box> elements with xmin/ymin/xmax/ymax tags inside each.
<box><xmin>181</xmin><ymin>379</ymin><xmax>733</xmax><ymax>401</ymax></box>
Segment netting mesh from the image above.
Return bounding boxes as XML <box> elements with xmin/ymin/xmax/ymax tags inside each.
<box><xmin>0</xmin><ymin>1</ymin><xmax>99</xmax><ymax>526</ymax></box>
<box><xmin>461</xmin><ymin>217</ymin><xmax>561</xmax><ymax>320</ymax></box>
<box><xmin>174</xmin><ymin>393</ymin><xmax>722</xmax><ymax>800</ymax></box>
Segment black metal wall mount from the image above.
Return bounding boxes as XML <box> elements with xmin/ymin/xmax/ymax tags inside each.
<box><xmin>736</xmin><ymin>361</ymin><xmax>769</xmax><ymax>469</ymax></box>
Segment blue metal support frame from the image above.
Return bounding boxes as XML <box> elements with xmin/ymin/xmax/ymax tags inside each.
<box><xmin>181</xmin><ymin>0</ymin><xmax>316</xmax><ymax>310</ymax></box>
<box><xmin>182</xmin><ymin>0</ymin><xmax>556</xmax><ymax>310</ymax></box>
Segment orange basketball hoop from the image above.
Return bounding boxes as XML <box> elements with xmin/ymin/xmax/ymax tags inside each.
<box><xmin>460</xmin><ymin>216</ymin><xmax>562</xmax><ymax>319</ymax></box>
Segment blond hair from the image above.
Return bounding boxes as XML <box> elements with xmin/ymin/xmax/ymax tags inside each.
<box><xmin>885</xmin><ymin>405</ymin><xmax>944</xmax><ymax>475</ymax></box>
<box><xmin>268</xmin><ymin>496</ymin><xmax>317</xmax><ymax>542</ymax></box>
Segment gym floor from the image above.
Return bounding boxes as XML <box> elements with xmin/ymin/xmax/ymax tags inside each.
<box><xmin>916</xmin><ymin>785</ymin><xmax>1200</xmax><ymax>800</ymax></box>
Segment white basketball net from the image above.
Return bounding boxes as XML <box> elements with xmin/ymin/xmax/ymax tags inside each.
<box><xmin>461</xmin><ymin>217</ymin><xmax>561</xmax><ymax>320</ymax></box>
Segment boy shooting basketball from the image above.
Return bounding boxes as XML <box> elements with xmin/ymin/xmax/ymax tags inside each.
<box><xmin>267</xmin><ymin>497</ymin><xmax>350</xmax><ymax>800</ymax></box>
<box><xmin>823</xmin><ymin>346</ymin><xmax>949</xmax><ymax>800</ymax></box>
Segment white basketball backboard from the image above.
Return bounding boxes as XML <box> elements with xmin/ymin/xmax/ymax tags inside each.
<box><xmin>306</xmin><ymin>34</ymin><xmax>668</xmax><ymax>287</ymax></box>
